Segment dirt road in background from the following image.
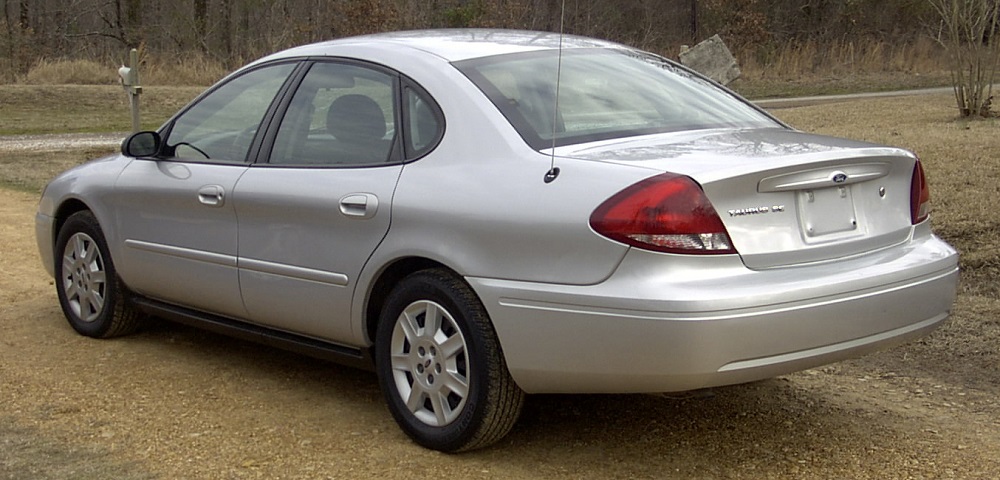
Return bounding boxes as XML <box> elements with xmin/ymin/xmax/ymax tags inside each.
<box><xmin>2</xmin><ymin>186</ymin><xmax>998</xmax><ymax>479</ymax></box>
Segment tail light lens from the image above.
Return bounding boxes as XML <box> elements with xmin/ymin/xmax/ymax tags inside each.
<box><xmin>590</xmin><ymin>173</ymin><xmax>736</xmax><ymax>255</ymax></box>
<box><xmin>910</xmin><ymin>160</ymin><xmax>931</xmax><ymax>224</ymax></box>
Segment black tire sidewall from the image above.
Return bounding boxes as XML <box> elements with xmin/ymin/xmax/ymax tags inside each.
<box><xmin>375</xmin><ymin>271</ymin><xmax>492</xmax><ymax>452</ymax></box>
<box><xmin>54</xmin><ymin>211</ymin><xmax>121</xmax><ymax>338</ymax></box>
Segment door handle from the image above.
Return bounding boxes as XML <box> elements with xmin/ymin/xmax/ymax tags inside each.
<box><xmin>339</xmin><ymin>193</ymin><xmax>378</xmax><ymax>219</ymax></box>
<box><xmin>198</xmin><ymin>185</ymin><xmax>225</xmax><ymax>207</ymax></box>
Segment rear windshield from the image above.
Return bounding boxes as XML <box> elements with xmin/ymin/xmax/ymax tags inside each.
<box><xmin>455</xmin><ymin>48</ymin><xmax>779</xmax><ymax>150</ymax></box>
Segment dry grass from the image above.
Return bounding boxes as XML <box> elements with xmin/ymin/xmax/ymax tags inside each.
<box><xmin>15</xmin><ymin>54</ymin><xmax>227</xmax><ymax>87</ymax></box>
<box><xmin>732</xmin><ymin>37</ymin><xmax>952</xmax><ymax>99</ymax></box>
<box><xmin>6</xmin><ymin>37</ymin><xmax>953</xmax><ymax>99</ymax></box>
<box><xmin>742</xmin><ymin>37</ymin><xmax>946</xmax><ymax>79</ymax></box>
<box><xmin>138</xmin><ymin>54</ymin><xmax>229</xmax><ymax>86</ymax></box>
<box><xmin>19</xmin><ymin>58</ymin><xmax>118</xmax><ymax>85</ymax></box>
<box><xmin>0</xmin><ymin>147</ymin><xmax>116</xmax><ymax>193</ymax></box>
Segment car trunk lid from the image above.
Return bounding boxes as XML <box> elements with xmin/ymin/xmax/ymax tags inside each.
<box><xmin>557</xmin><ymin>128</ymin><xmax>919</xmax><ymax>269</ymax></box>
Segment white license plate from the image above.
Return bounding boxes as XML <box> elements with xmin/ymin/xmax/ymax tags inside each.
<box><xmin>798</xmin><ymin>186</ymin><xmax>858</xmax><ymax>238</ymax></box>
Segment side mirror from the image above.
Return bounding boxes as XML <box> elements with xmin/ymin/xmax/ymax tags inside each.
<box><xmin>121</xmin><ymin>131</ymin><xmax>160</xmax><ymax>157</ymax></box>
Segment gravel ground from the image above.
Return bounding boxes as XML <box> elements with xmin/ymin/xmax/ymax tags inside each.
<box><xmin>2</xmin><ymin>185</ymin><xmax>1000</xmax><ymax>479</ymax></box>
<box><xmin>0</xmin><ymin>133</ymin><xmax>126</xmax><ymax>153</ymax></box>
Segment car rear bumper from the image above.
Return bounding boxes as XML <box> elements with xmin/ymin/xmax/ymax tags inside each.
<box><xmin>468</xmin><ymin>230</ymin><xmax>959</xmax><ymax>394</ymax></box>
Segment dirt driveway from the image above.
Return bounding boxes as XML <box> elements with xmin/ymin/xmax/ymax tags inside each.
<box><xmin>1</xmin><ymin>186</ymin><xmax>998</xmax><ymax>479</ymax></box>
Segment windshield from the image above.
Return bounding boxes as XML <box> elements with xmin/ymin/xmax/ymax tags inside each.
<box><xmin>455</xmin><ymin>48</ymin><xmax>780</xmax><ymax>150</ymax></box>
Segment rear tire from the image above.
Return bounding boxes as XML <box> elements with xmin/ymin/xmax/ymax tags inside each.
<box><xmin>54</xmin><ymin>211</ymin><xmax>144</xmax><ymax>338</ymax></box>
<box><xmin>375</xmin><ymin>269</ymin><xmax>524</xmax><ymax>452</ymax></box>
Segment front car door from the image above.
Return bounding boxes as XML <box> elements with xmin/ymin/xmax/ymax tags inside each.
<box><xmin>234</xmin><ymin>60</ymin><xmax>442</xmax><ymax>344</ymax></box>
<box><xmin>114</xmin><ymin>62</ymin><xmax>298</xmax><ymax>319</ymax></box>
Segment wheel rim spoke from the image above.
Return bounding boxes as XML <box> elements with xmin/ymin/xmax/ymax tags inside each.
<box><xmin>405</xmin><ymin>383</ymin><xmax>426</xmax><ymax>412</ymax></box>
<box><xmin>439</xmin><ymin>334</ymin><xmax>464</xmax><ymax>359</ymax></box>
<box><xmin>82</xmin><ymin>241</ymin><xmax>99</xmax><ymax>264</ymax></box>
<box><xmin>422</xmin><ymin>302</ymin><xmax>441</xmax><ymax>338</ymax></box>
<box><xmin>390</xmin><ymin>353</ymin><xmax>411</xmax><ymax>372</ymax></box>
<box><xmin>89</xmin><ymin>270</ymin><xmax>107</xmax><ymax>285</ymax></box>
<box><xmin>441</xmin><ymin>370</ymin><xmax>469</xmax><ymax>398</ymax></box>
<box><xmin>72</xmin><ymin>234</ymin><xmax>87</xmax><ymax>259</ymax></box>
<box><xmin>64</xmin><ymin>279</ymin><xmax>80</xmax><ymax>300</ymax></box>
<box><xmin>399</xmin><ymin>309</ymin><xmax>420</xmax><ymax>343</ymax></box>
<box><xmin>429</xmin><ymin>391</ymin><xmax>450</xmax><ymax>425</ymax></box>
<box><xmin>86</xmin><ymin>289</ymin><xmax>105</xmax><ymax>315</ymax></box>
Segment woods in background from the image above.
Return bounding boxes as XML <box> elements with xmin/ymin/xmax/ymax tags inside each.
<box><xmin>0</xmin><ymin>0</ymin><xmax>950</xmax><ymax>82</ymax></box>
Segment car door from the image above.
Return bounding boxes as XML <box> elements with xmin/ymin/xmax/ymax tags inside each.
<box><xmin>113</xmin><ymin>62</ymin><xmax>298</xmax><ymax>319</ymax></box>
<box><xmin>233</xmin><ymin>60</ymin><xmax>440</xmax><ymax>344</ymax></box>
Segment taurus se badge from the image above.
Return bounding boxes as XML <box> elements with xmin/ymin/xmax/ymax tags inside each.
<box><xmin>728</xmin><ymin>205</ymin><xmax>786</xmax><ymax>217</ymax></box>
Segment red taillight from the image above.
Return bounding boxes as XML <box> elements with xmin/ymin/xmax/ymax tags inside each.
<box><xmin>590</xmin><ymin>173</ymin><xmax>737</xmax><ymax>255</ymax></box>
<box><xmin>910</xmin><ymin>160</ymin><xmax>931</xmax><ymax>224</ymax></box>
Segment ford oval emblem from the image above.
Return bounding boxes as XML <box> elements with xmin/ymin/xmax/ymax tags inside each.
<box><xmin>832</xmin><ymin>172</ymin><xmax>848</xmax><ymax>184</ymax></box>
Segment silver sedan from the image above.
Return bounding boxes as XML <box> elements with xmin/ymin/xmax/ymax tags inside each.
<box><xmin>35</xmin><ymin>29</ymin><xmax>959</xmax><ymax>452</ymax></box>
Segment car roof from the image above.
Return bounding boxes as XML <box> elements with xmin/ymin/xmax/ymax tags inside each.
<box><xmin>260</xmin><ymin>29</ymin><xmax>626</xmax><ymax>63</ymax></box>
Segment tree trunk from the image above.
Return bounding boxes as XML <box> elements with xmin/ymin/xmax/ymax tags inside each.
<box><xmin>218</xmin><ymin>0</ymin><xmax>230</xmax><ymax>57</ymax></box>
<box><xmin>690</xmin><ymin>0</ymin><xmax>698</xmax><ymax>43</ymax></box>
<box><xmin>17</xmin><ymin>0</ymin><xmax>25</xmax><ymax>30</ymax></box>
<box><xmin>3</xmin><ymin>0</ymin><xmax>13</xmax><ymax>81</ymax></box>
<box><xmin>194</xmin><ymin>0</ymin><xmax>207</xmax><ymax>54</ymax></box>
<box><xmin>125</xmin><ymin>0</ymin><xmax>142</xmax><ymax>47</ymax></box>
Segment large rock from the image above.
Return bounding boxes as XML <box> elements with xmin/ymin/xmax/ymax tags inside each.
<box><xmin>678</xmin><ymin>34</ymin><xmax>741</xmax><ymax>86</ymax></box>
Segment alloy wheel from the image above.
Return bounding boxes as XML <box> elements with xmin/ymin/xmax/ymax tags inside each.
<box><xmin>61</xmin><ymin>232</ymin><xmax>106</xmax><ymax>323</ymax></box>
<box><xmin>389</xmin><ymin>300</ymin><xmax>470</xmax><ymax>427</ymax></box>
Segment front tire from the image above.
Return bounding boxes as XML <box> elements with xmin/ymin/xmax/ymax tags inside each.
<box><xmin>54</xmin><ymin>211</ymin><xmax>143</xmax><ymax>338</ymax></box>
<box><xmin>375</xmin><ymin>269</ymin><xmax>524</xmax><ymax>452</ymax></box>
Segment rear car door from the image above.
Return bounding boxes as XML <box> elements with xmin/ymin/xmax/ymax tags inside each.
<box><xmin>113</xmin><ymin>62</ymin><xmax>297</xmax><ymax>319</ymax></box>
<box><xmin>234</xmin><ymin>60</ymin><xmax>442</xmax><ymax>344</ymax></box>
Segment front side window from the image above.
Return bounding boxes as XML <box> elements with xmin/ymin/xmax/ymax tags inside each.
<box><xmin>456</xmin><ymin>49</ymin><xmax>780</xmax><ymax>150</ymax></box>
<box><xmin>269</xmin><ymin>62</ymin><xmax>398</xmax><ymax>166</ymax></box>
<box><xmin>164</xmin><ymin>63</ymin><xmax>295</xmax><ymax>163</ymax></box>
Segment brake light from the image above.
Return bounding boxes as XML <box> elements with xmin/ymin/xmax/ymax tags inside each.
<box><xmin>910</xmin><ymin>160</ymin><xmax>931</xmax><ymax>224</ymax></box>
<box><xmin>590</xmin><ymin>173</ymin><xmax>736</xmax><ymax>254</ymax></box>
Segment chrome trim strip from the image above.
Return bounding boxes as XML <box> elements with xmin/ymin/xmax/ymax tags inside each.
<box><xmin>124</xmin><ymin>240</ymin><xmax>349</xmax><ymax>286</ymax></box>
<box><xmin>239</xmin><ymin>257</ymin><xmax>349</xmax><ymax>287</ymax></box>
<box><xmin>758</xmin><ymin>162</ymin><xmax>891</xmax><ymax>192</ymax></box>
<box><xmin>124</xmin><ymin>239</ymin><xmax>237</xmax><ymax>267</ymax></box>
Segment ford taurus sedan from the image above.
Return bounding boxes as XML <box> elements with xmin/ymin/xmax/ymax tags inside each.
<box><xmin>35</xmin><ymin>29</ymin><xmax>959</xmax><ymax>452</ymax></box>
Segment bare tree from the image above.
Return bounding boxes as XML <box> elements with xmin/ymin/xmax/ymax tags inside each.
<box><xmin>930</xmin><ymin>0</ymin><xmax>1000</xmax><ymax>117</ymax></box>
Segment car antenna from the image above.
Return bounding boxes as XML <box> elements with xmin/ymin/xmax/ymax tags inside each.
<box><xmin>544</xmin><ymin>0</ymin><xmax>566</xmax><ymax>184</ymax></box>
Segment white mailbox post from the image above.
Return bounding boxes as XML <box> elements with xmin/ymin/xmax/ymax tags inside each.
<box><xmin>117</xmin><ymin>48</ymin><xmax>142</xmax><ymax>133</ymax></box>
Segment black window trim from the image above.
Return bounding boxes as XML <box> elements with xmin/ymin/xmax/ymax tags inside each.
<box><xmin>399</xmin><ymin>79</ymin><xmax>446</xmax><ymax>161</ymax></box>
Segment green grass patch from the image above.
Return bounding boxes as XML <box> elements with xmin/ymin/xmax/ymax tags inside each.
<box><xmin>0</xmin><ymin>85</ymin><xmax>203</xmax><ymax>135</ymax></box>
